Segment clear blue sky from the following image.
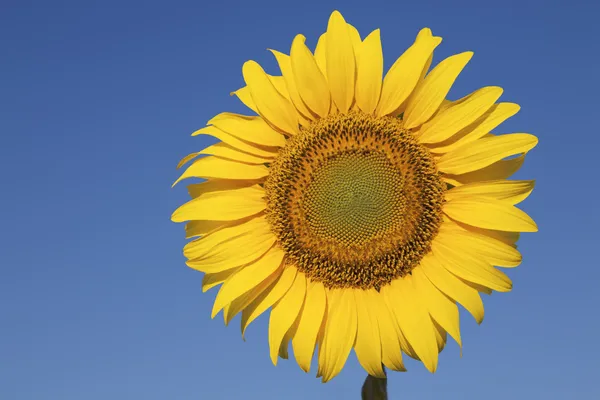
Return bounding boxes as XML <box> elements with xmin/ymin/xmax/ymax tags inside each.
<box><xmin>1</xmin><ymin>0</ymin><xmax>598</xmax><ymax>399</ymax></box>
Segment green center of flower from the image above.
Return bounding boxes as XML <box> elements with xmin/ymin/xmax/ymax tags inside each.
<box><xmin>265</xmin><ymin>111</ymin><xmax>445</xmax><ymax>290</ymax></box>
<box><xmin>302</xmin><ymin>151</ymin><xmax>407</xmax><ymax>247</ymax></box>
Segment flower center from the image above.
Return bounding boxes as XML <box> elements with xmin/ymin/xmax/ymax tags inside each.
<box><xmin>302</xmin><ymin>151</ymin><xmax>407</xmax><ymax>247</ymax></box>
<box><xmin>265</xmin><ymin>112</ymin><xmax>445</xmax><ymax>290</ymax></box>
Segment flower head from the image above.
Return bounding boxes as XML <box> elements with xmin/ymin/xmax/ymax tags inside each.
<box><xmin>172</xmin><ymin>10</ymin><xmax>537</xmax><ymax>382</ymax></box>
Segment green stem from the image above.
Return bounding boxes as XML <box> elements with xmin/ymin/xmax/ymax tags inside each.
<box><xmin>361</xmin><ymin>367</ymin><xmax>388</xmax><ymax>400</ymax></box>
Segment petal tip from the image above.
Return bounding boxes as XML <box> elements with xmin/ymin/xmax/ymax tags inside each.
<box><xmin>170</xmin><ymin>209</ymin><xmax>182</xmax><ymax>223</ymax></box>
<box><xmin>418</xmin><ymin>27</ymin><xmax>433</xmax><ymax>37</ymax></box>
<box><xmin>329</xmin><ymin>10</ymin><xmax>345</xmax><ymax>21</ymax></box>
<box><xmin>530</xmin><ymin>223</ymin><xmax>539</xmax><ymax>232</ymax></box>
<box><xmin>270</xmin><ymin>354</ymin><xmax>278</xmax><ymax>366</ymax></box>
<box><xmin>241</xmin><ymin>60</ymin><xmax>262</xmax><ymax>80</ymax></box>
<box><xmin>530</xmin><ymin>134</ymin><xmax>540</xmax><ymax>147</ymax></box>
<box><xmin>424</xmin><ymin>359</ymin><xmax>438</xmax><ymax>374</ymax></box>
<box><xmin>299</xmin><ymin>364</ymin><xmax>310</xmax><ymax>373</ymax></box>
<box><xmin>210</xmin><ymin>304</ymin><xmax>221</xmax><ymax>319</ymax></box>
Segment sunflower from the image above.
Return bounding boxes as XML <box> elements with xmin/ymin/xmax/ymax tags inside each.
<box><xmin>172</xmin><ymin>10</ymin><xmax>537</xmax><ymax>382</ymax></box>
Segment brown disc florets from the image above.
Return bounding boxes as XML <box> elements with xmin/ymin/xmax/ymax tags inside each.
<box><xmin>264</xmin><ymin>111</ymin><xmax>445</xmax><ymax>290</ymax></box>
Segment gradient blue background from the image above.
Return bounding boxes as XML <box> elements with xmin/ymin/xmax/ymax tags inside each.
<box><xmin>1</xmin><ymin>0</ymin><xmax>598</xmax><ymax>398</ymax></box>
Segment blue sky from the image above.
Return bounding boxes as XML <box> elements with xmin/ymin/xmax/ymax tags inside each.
<box><xmin>1</xmin><ymin>0</ymin><xmax>598</xmax><ymax>398</ymax></box>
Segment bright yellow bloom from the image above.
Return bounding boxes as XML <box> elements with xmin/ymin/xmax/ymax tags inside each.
<box><xmin>172</xmin><ymin>10</ymin><xmax>537</xmax><ymax>382</ymax></box>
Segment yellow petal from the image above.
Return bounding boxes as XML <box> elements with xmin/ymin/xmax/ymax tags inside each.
<box><xmin>463</xmin><ymin>280</ymin><xmax>494</xmax><ymax>295</ymax></box>
<box><xmin>269</xmin><ymin>49</ymin><xmax>316</xmax><ymax>124</ymax></box>
<box><xmin>437</xmin><ymin>223</ymin><xmax>522</xmax><ymax>267</ymax></box>
<box><xmin>199</xmin><ymin>142</ymin><xmax>274</xmax><ymax>164</ymax></box>
<box><xmin>443</xmin><ymin>154</ymin><xmax>526</xmax><ymax>186</ymax></box>
<box><xmin>177</xmin><ymin>152</ymin><xmax>201</xmax><ymax>169</ymax></box>
<box><xmin>419</xmin><ymin>254</ymin><xmax>485</xmax><ymax>324</ymax></box>
<box><xmin>202</xmin><ymin>267</ymin><xmax>240</xmax><ymax>292</ymax></box>
<box><xmin>326</xmin><ymin>11</ymin><xmax>356</xmax><ymax>112</ymax></box>
<box><xmin>347</xmin><ymin>23</ymin><xmax>361</xmax><ymax>52</ymax></box>
<box><xmin>412</xmin><ymin>268</ymin><xmax>462</xmax><ymax>347</ymax></box>
<box><xmin>223</xmin><ymin>272</ymin><xmax>279</xmax><ymax>326</ymax></box>
<box><xmin>433</xmin><ymin>321</ymin><xmax>447</xmax><ymax>352</ymax></box>
<box><xmin>384</xmin><ymin>276</ymin><xmax>438</xmax><ymax>372</ymax></box>
<box><xmin>277</xmin><ymin>318</ymin><xmax>299</xmax><ymax>360</ymax></box>
<box><xmin>446</xmin><ymin>218</ymin><xmax>520</xmax><ymax>246</ymax></box>
<box><xmin>393</xmin><ymin>52</ymin><xmax>434</xmax><ymax>117</ymax></box>
<box><xmin>437</xmin><ymin>98</ymin><xmax>452</xmax><ymax>113</ymax></box>
<box><xmin>382</xmin><ymin>289</ymin><xmax>418</xmax><ymax>362</ymax></box>
<box><xmin>314</xmin><ymin>33</ymin><xmax>327</xmax><ymax>75</ymax></box>
<box><xmin>187</xmin><ymin>179</ymin><xmax>258</xmax><ymax>198</ymax></box>
<box><xmin>432</xmin><ymin>239</ymin><xmax>513</xmax><ymax>292</ymax></box>
<box><xmin>290</xmin><ymin>35</ymin><xmax>331</xmax><ymax>118</ymax></box>
<box><xmin>208</xmin><ymin>113</ymin><xmax>286</xmax><ymax>147</ymax></box>
<box><xmin>192</xmin><ymin>126</ymin><xmax>279</xmax><ymax>158</ymax></box>
<box><xmin>231</xmin><ymin>73</ymin><xmax>293</xmax><ymax>115</ymax></box>
<box><xmin>242</xmin><ymin>60</ymin><xmax>299</xmax><ymax>134</ymax></box>
<box><xmin>315</xmin><ymin>316</ymin><xmax>327</xmax><ymax>379</ymax></box>
<box><xmin>376</xmin><ymin>28</ymin><xmax>442</xmax><ymax>117</ymax></box>
<box><xmin>354</xmin><ymin>289</ymin><xmax>385</xmax><ymax>378</ymax></box>
<box><xmin>429</xmin><ymin>103</ymin><xmax>521</xmax><ymax>153</ymax></box>
<box><xmin>374</xmin><ymin>293</ymin><xmax>406</xmax><ymax>372</ymax></box>
<box><xmin>184</xmin><ymin>217</ymin><xmax>275</xmax><ymax>272</ymax></box>
<box><xmin>437</xmin><ymin>133</ymin><xmax>538</xmax><ymax>175</ymax></box>
<box><xmin>292</xmin><ymin>280</ymin><xmax>327</xmax><ymax>372</ymax></box>
<box><xmin>485</xmin><ymin>230</ymin><xmax>521</xmax><ymax>246</ymax></box>
<box><xmin>355</xmin><ymin>29</ymin><xmax>383</xmax><ymax>114</ymax></box>
<box><xmin>397</xmin><ymin>328</ymin><xmax>419</xmax><ymax>361</ymax></box>
<box><xmin>444</xmin><ymin>197</ymin><xmax>538</xmax><ymax>232</ymax></box>
<box><xmin>269</xmin><ymin>272</ymin><xmax>306</xmax><ymax>365</ymax></box>
<box><xmin>417</xmin><ymin>86</ymin><xmax>503</xmax><ymax>143</ymax></box>
<box><xmin>212</xmin><ymin>246</ymin><xmax>285</xmax><ymax>318</ymax></box>
<box><xmin>319</xmin><ymin>289</ymin><xmax>357</xmax><ymax>382</ymax></box>
<box><xmin>445</xmin><ymin>180</ymin><xmax>535</xmax><ymax>205</ymax></box>
<box><xmin>231</xmin><ymin>86</ymin><xmax>258</xmax><ymax>113</ymax></box>
<box><xmin>404</xmin><ymin>52</ymin><xmax>473</xmax><ymax>129</ymax></box>
<box><xmin>173</xmin><ymin>156</ymin><xmax>268</xmax><ymax>186</ymax></box>
<box><xmin>171</xmin><ymin>185</ymin><xmax>265</xmax><ymax>222</ymax></box>
<box><xmin>186</xmin><ymin>233</ymin><xmax>274</xmax><ymax>274</ymax></box>
<box><xmin>185</xmin><ymin>220</ymin><xmax>230</xmax><ymax>238</ymax></box>
<box><xmin>185</xmin><ymin>186</ymin><xmax>258</xmax><ymax>239</ymax></box>
<box><xmin>241</xmin><ymin>265</ymin><xmax>297</xmax><ymax>336</ymax></box>
<box><xmin>269</xmin><ymin>75</ymin><xmax>290</xmax><ymax>98</ymax></box>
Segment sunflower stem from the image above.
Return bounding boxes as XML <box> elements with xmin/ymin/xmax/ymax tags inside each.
<box><xmin>361</xmin><ymin>366</ymin><xmax>388</xmax><ymax>400</ymax></box>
